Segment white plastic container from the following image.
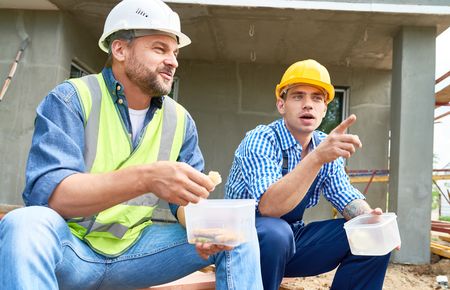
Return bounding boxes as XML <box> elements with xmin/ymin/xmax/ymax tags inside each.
<box><xmin>185</xmin><ymin>199</ymin><xmax>255</xmax><ymax>247</ymax></box>
<box><xmin>343</xmin><ymin>212</ymin><xmax>401</xmax><ymax>256</ymax></box>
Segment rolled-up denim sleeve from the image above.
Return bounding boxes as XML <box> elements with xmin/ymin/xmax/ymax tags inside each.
<box><xmin>22</xmin><ymin>82</ymin><xmax>86</xmax><ymax>206</ymax></box>
<box><xmin>169</xmin><ymin>112</ymin><xmax>205</xmax><ymax>219</ymax></box>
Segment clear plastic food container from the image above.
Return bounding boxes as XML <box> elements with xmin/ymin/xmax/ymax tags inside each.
<box><xmin>343</xmin><ymin>212</ymin><xmax>401</xmax><ymax>256</ymax></box>
<box><xmin>185</xmin><ymin>199</ymin><xmax>255</xmax><ymax>247</ymax></box>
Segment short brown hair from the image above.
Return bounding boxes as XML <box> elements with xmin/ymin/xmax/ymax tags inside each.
<box><xmin>104</xmin><ymin>30</ymin><xmax>135</xmax><ymax>68</ymax></box>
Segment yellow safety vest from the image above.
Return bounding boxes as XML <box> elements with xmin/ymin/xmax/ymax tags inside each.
<box><xmin>66</xmin><ymin>73</ymin><xmax>186</xmax><ymax>257</ymax></box>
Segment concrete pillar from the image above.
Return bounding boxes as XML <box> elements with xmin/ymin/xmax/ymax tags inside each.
<box><xmin>389</xmin><ymin>26</ymin><xmax>436</xmax><ymax>264</ymax></box>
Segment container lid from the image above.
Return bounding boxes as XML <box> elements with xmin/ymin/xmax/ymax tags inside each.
<box><xmin>186</xmin><ymin>198</ymin><xmax>256</xmax><ymax>208</ymax></box>
<box><xmin>343</xmin><ymin>212</ymin><xmax>397</xmax><ymax>229</ymax></box>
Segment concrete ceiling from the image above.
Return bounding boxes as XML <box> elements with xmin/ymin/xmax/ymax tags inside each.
<box><xmin>0</xmin><ymin>0</ymin><xmax>57</xmax><ymax>10</ymax></box>
<box><xmin>3</xmin><ymin>0</ymin><xmax>450</xmax><ymax>71</ymax></box>
<box><xmin>38</xmin><ymin>0</ymin><xmax>450</xmax><ymax>71</ymax></box>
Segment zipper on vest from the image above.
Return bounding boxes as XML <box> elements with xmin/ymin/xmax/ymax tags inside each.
<box><xmin>132</xmin><ymin>105</ymin><xmax>157</xmax><ymax>154</ymax></box>
<box><xmin>114</xmin><ymin>122</ymin><xmax>150</xmax><ymax>170</ymax></box>
<box><xmin>133</xmin><ymin>123</ymin><xmax>149</xmax><ymax>153</ymax></box>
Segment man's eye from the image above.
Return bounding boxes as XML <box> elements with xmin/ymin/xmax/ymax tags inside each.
<box><xmin>313</xmin><ymin>95</ymin><xmax>325</xmax><ymax>101</ymax></box>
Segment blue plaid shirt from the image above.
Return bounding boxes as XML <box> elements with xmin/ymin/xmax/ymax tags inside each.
<box><xmin>225</xmin><ymin>118</ymin><xmax>364</xmax><ymax>214</ymax></box>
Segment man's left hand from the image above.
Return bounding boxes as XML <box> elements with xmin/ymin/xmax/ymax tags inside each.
<box><xmin>369</xmin><ymin>207</ymin><xmax>401</xmax><ymax>250</ymax></box>
<box><xmin>369</xmin><ymin>207</ymin><xmax>383</xmax><ymax>215</ymax></box>
<box><xmin>195</xmin><ymin>243</ymin><xmax>233</xmax><ymax>260</ymax></box>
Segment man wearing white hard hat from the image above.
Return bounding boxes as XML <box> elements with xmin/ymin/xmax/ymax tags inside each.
<box><xmin>0</xmin><ymin>0</ymin><xmax>263</xmax><ymax>289</ymax></box>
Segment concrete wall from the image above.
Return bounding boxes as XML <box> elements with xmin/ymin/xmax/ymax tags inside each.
<box><xmin>342</xmin><ymin>68</ymin><xmax>391</xmax><ymax>211</ymax></box>
<box><xmin>176</xmin><ymin>61</ymin><xmax>282</xmax><ymax>197</ymax></box>
<box><xmin>0</xmin><ymin>10</ymin><xmax>392</xmax><ymax>221</ymax></box>
<box><xmin>0</xmin><ymin>9</ymin><xmax>104</xmax><ymax>205</ymax></box>
<box><xmin>176</xmin><ymin>60</ymin><xmax>391</xmax><ymax>221</ymax></box>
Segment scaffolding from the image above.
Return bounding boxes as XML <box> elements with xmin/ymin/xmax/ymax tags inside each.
<box><xmin>347</xmin><ymin>69</ymin><xmax>450</xmax><ymax>198</ymax></box>
<box><xmin>348</xmin><ymin>168</ymin><xmax>450</xmax><ymax>196</ymax></box>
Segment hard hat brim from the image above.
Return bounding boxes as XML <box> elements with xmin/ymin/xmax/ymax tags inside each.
<box><xmin>275</xmin><ymin>77</ymin><xmax>335</xmax><ymax>104</ymax></box>
<box><xmin>98</xmin><ymin>28</ymin><xmax>191</xmax><ymax>53</ymax></box>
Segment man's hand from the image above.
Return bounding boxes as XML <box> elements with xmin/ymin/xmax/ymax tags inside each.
<box><xmin>369</xmin><ymin>207</ymin><xmax>383</xmax><ymax>216</ymax></box>
<box><xmin>345</xmin><ymin>203</ymin><xmax>401</xmax><ymax>250</ymax></box>
<box><xmin>368</xmin><ymin>207</ymin><xmax>401</xmax><ymax>250</ymax></box>
<box><xmin>144</xmin><ymin>161</ymin><xmax>215</xmax><ymax>206</ymax></box>
<box><xmin>314</xmin><ymin>114</ymin><xmax>362</xmax><ymax>164</ymax></box>
<box><xmin>195</xmin><ymin>243</ymin><xmax>233</xmax><ymax>260</ymax></box>
<box><xmin>49</xmin><ymin>161</ymin><xmax>215</xmax><ymax>218</ymax></box>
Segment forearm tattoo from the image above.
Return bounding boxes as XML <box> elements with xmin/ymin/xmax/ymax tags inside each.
<box><xmin>342</xmin><ymin>199</ymin><xmax>372</xmax><ymax>220</ymax></box>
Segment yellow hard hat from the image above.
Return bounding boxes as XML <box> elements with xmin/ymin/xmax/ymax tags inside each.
<box><xmin>275</xmin><ymin>59</ymin><xmax>335</xmax><ymax>103</ymax></box>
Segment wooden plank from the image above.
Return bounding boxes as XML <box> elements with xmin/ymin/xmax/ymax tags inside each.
<box><xmin>438</xmin><ymin>235</ymin><xmax>450</xmax><ymax>243</ymax></box>
<box><xmin>0</xmin><ymin>204</ymin><xmax>22</xmax><ymax>220</ymax></box>
<box><xmin>349</xmin><ymin>174</ymin><xmax>450</xmax><ymax>184</ymax></box>
<box><xmin>350</xmin><ymin>175</ymin><xmax>388</xmax><ymax>183</ymax></box>
<box><xmin>432</xmin><ymin>220</ymin><xmax>450</xmax><ymax>234</ymax></box>
<box><xmin>431</xmin><ymin>242</ymin><xmax>450</xmax><ymax>250</ymax></box>
<box><xmin>430</xmin><ymin>242</ymin><xmax>450</xmax><ymax>259</ymax></box>
<box><xmin>433</xmin><ymin>224</ymin><xmax>450</xmax><ymax>229</ymax></box>
<box><xmin>432</xmin><ymin>220</ymin><xmax>450</xmax><ymax>226</ymax></box>
<box><xmin>433</xmin><ymin>174</ymin><xmax>450</xmax><ymax>181</ymax></box>
<box><xmin>431</xmin><ymin>226</ymin><xmax>450</xmax><ymax>234</ymax></box>
<box><xmin>0</xmin><ymin>204</ymin><xmax>22</xmax><ymax>214</ymax></box>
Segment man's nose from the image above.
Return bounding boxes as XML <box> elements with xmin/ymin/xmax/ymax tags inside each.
<box><xmin>164</xmin><ymin>53</ymin><xmax>178</xmax><ymax>68</ymax></box>
<box><xmin>302</xmin><ymin>96</ymin><xmax>314</xmax><ymax>109</ymax></box>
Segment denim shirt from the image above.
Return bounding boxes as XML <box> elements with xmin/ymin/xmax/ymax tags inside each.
<box><xmin>23</xmin><ymin>67</ymin><xmax>205</xmax><ymax>218</ymax></box>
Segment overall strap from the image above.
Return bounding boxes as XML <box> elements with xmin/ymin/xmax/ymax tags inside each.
<box><xmin>269</xmin><ymin>126</ymin><xmax>289</xmax><ymax>176</ymax></box>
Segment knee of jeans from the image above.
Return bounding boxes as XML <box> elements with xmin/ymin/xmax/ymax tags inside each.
<box><xmin>257</xmin><ymin>217</ymin><xmax>294</xmax><ymax>255</ymax></box>
<box><xmin>1</xmin><ymin>206</ymin><xmax>65</xmax><ymax>239</ymax></box>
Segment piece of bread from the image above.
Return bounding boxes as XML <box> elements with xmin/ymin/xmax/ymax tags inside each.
<box><xmin>208</xmin><ymin>171</ymin><xmax>222</xmax><ymax>186</ymax></box>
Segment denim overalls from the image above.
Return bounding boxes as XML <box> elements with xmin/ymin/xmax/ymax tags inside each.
<box><xmin>255</xmin><ymin>129</ymin><xmax>390</xmax><ymax>290</ymax></box>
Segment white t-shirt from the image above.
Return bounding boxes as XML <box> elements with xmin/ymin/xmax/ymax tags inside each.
<box><xmin>128</xmin><ymin>107</ymin><xmax>149</xmax><ymax>143</ymax></box>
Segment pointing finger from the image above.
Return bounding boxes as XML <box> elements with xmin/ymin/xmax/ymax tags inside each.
<box><xmin>331</xmin><ymin>114</ymin><xmax>357</xmax><ymax>134</ymax></box>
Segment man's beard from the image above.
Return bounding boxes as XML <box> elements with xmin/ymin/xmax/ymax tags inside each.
<box><xmin>125</xmin><ymin>55</ymin><xmax>173</xmax><ymax>97</ymax></box>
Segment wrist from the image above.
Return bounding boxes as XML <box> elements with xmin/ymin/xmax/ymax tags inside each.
<box><xmin>133</xmin><ymin>164</ymin><xmax>154</xmax><ymax>194</ymax></box>
<box><xmin>306</xmin><ymin>150</ymin><xmax>325</xmax><ymax>167</ymax></box>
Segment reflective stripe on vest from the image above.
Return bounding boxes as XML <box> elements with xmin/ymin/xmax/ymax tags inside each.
<box><xmin>66</xmin><ymin>73</ymin><xmax>186</xmax><ymax>257</ymax></box>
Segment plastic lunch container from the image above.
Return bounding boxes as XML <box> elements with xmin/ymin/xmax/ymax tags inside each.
<box><xmin>185</xmin><ymin>199</ymin><xmax>255</xmax><ymax>247</ymax></box>
<box><xmin>343</xmin><ymin>212</ymin><xmax>401</xmax><ymax>256</ymax></box>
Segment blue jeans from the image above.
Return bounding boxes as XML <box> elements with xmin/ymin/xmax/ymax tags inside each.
<box><xmin>0</xmin><ymin>206</ymin><xmax>263</xmax><ymax>290</ymax></box>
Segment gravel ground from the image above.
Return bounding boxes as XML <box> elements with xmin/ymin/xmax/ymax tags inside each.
<box><xmin>279</xmin><ymin>258</ymin><xmax>450</xmax><ymax>290</ymax></box>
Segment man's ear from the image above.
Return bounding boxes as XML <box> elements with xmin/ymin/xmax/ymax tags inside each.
<box><xmin>110</xmin><ymin>39</ymin><xmax>128</xmax><ymax>63</ymax></box>
<box><xmin>322</xmin><ymin>102</ymin><xmax>328</xmax><ymax>118</ymax></box>
<box><xmin>276</xmin><ymin>98</ymin><xmax>285</xmax><ymax>115</ymax></box>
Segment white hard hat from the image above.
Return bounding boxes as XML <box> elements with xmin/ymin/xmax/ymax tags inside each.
<box><xmin>98</xmin><ymin>0</ymin><xmax>191</xmax><ymax>53</ymax></box>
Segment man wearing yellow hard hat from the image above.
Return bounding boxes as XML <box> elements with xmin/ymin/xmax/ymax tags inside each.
<box><xmin>226</xmin><ymin>59</ymin><xmax>392</xmax><ymax>290</ymax></box>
